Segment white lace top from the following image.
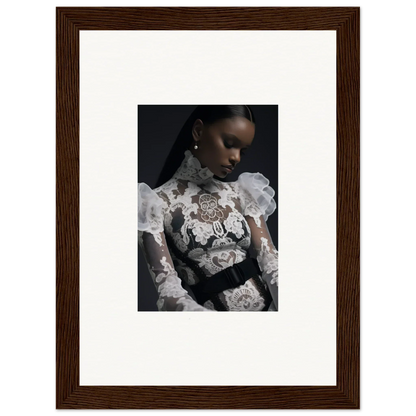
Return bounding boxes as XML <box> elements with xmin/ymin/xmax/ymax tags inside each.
<box><xmin>138</xmin><ymin>149</ymin><xmax>279</xmax><ymax>311</ymax></box>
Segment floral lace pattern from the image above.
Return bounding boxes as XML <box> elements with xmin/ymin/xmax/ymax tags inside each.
<box><xmin>138</xmin><ymin>149</ymin><xmax>279</xmax><ymax>311</ymax></box>
<box><xmin>223</xmin><ymin>279</ymin><xmax>266</xmax><ymax>311</ymax></box>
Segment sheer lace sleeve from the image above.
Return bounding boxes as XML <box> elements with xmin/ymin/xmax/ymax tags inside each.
<box><xmin>138</xmin><ymin>183</ymin><xmax>212</xmax><ymax>311</ymax></box>
<box><xmin>235</xmin><ymin>173</ymin><xmax>279</xmax><ymax>311</ymax></box>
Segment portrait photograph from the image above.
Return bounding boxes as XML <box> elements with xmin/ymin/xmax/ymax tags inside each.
<box><xmin>137</xmin><ymin>105</ymin><xmax>279</xmax><ymax>312</ymax></box>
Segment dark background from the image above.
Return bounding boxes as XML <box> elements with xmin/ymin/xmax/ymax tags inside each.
<box><xmin>138</xmin><ymin>105</ymin><xmax>278</xmax><ymax>311</ymax></box>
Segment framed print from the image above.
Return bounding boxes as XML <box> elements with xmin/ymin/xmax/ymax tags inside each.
<box><xmin>56</xmin><ymin>7</ymin><xmax>359</xmax><ymax>409</ymax></box>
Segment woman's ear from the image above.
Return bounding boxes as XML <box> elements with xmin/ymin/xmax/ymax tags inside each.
<box><xmin>191</xmin><ymin>119</ymin><xmax>203</xmax><ymax>142</ymax></box>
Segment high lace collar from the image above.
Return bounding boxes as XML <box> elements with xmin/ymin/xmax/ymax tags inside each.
<box><xmin>172</xmin><ymin>150</ymin><xmax>215</xmax><ymax>185</ymax></box>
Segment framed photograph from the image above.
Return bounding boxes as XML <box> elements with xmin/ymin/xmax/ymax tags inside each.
<box><xmin>57</xmin><ymin>7</ymin><xmax>359</xmax><ymax>409</ymax></box>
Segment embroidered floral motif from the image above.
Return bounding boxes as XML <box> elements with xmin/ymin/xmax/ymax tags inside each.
<box><xmin>191</xmin><ymin>220</ymin><xmax>214</xmax><ymax>245</ymax></box>
<box><xmin>223</xmin><ymin>280</ymin><xmax>265</xmax><ymax>311</ymax></box>
<box><xmin>213</xmin><ymin>251</ymin><xmax>236</xmax><ymax>269</ymax></box>
<box><xmin>211</xmin><ymin>236</ymin><xmax>234</xmax><ymax>249</ymax></box>
<box><xmin>199</xmin><ymin>194</ymin><xmax>224</xmax><ymax>222</ymax></box>
<box><xmin>224</xmin><ymin>211</ymin><xmax>245</xmax><ymax>238</ymax></box>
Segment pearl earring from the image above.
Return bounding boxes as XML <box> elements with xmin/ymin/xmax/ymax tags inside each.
<box><xmin>194</xmin><ymin>143</ymin><xmax>198</xmax><ymax>150</ymax></box>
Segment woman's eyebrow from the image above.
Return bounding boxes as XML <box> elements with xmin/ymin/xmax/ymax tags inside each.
<box><xmin>224</xmin><ymin>133</ymin><xmax>251</xmax><ymax>147</ymax></box>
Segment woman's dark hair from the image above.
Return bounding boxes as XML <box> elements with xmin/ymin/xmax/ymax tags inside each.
<box><xmin>154</xmin><ymin>105</ymin><xmax>256</xmax><ymax>188</ymax></box>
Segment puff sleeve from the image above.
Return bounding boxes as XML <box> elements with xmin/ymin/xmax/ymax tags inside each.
<box><xmin>235</xmin><ymin>173</ymin><xmax>279</xmax><ymax>311</ymax></box>
<box><xmin>138</xmin><ymin>183</ymin><xmax>212</xmax><ymax>311</ymax></box>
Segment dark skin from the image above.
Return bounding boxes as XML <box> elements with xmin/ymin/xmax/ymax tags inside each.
<box><xmin>189</xmin><ymin>116</ymin><xmax>255</xmax><ymax>178</ymax></box>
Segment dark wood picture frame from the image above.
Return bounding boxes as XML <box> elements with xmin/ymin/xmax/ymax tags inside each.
<box><xmin>56</xmin><ymin>7</ymin><xmax>359</xmax><ymax>409</ymax></box>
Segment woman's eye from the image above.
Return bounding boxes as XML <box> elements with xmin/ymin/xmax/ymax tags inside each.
<box><xmin>224</xmin><ymin>140</ymin><xmax>247</xmax><ymax>156</ymax></box>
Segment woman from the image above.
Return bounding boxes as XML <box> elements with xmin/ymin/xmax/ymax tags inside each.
<box><xmin>138</xmin><ymin>105</ymin><xmax>278</xmax><ymax>311</ymax></box>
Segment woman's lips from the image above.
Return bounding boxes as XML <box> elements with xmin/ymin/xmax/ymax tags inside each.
<box><xmin>222</xmin><ymin>166</ymin><xmax>233</xmax><ymax>173</ymax></box>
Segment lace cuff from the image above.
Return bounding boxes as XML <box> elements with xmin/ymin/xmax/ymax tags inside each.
<box><xmin>236</xmin><ymin>172</ymin><xmax>276</xmax><ymax>221</ymax></box>
<box><xmin>137</xmin><ymin>182</ymin><xmax>166</xmax><ymax>234</ymax></box>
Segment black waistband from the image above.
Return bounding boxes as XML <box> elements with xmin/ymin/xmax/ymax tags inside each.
<box><xmin>190</xmin><ymin>257</ymin><xmax>261</xmax><ymax>305</ymax></box>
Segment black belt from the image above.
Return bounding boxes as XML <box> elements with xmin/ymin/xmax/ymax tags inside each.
<box><xmin>190</xmin><ymin>257</ymin><xmax>261</xmax><ymax>305</ymax></box>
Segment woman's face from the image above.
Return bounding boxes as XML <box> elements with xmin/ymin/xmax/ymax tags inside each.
<box><xmin>190</xmin><ymin>116</ymin><xmax>255</xmax><ymax>178</ymax></box>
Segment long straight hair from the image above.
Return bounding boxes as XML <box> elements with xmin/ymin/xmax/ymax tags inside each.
<box><xmin>154</xmin><ymin>105</ymin><xmax>256</xmax><ymax>189</ymax></box>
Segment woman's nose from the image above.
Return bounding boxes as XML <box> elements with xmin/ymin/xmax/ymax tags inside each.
<box><xmin>230</xmin><ymin>150</ymin><xmax>240</xmax><ymax>164</ymax></box>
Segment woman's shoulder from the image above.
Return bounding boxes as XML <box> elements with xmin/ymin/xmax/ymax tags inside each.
<box><xmin>138</xmin><ymin>179</ymin><xmax>175</xmax><ymax>201</ymax></box>
<box><xmin>137</xmin><ymin>181</ymin><xmax>171</xmax><ymax>233</ymax></box>
<box><xmin>232</xmin><ymin>172</ymin><xmax>275</xmax><ymax>193</ymax></box>
<box><xmin>232</xmin><ymin>172</ymin><xmax>276</xmax><ymax>221</ymax></box>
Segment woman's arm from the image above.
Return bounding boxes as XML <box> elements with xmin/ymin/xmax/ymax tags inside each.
<box><xmin>245</xmin><ymin>214</ymin><xmax>279</xmax><ymax>311</ymax></box>
<box><xmin>234</xmin><ymin>172</ymin><xmax>278</xmax><ymax>311</ymax></box>
<box><xmin>139</xmin><ymin>229</ymin><xmax>212</xmax><ymax>311</ymax></box>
